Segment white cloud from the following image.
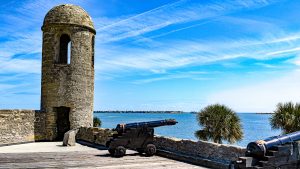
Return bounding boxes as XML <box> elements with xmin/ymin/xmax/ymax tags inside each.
<box><xmin>286</xmin><ymin>54</ymin><xmax>300</xmax><ymax>66</ymax></box>
<box><xmin>0</xmin><ymin>32</ymin><xmax>42</xmax><ymax>58</ymax></box>
<box><xmin>132</xmin><ymin>71</ymin><xmax>214</xmax><ymax>84</ymax></box>
<box><xmin>207</xmin><ymin>70</ymin><xmax>300</xmax><ymax>112</ymax></box>
<box><xmin>293</xmin><ymin>58</ymin><xmax>300</xmax><ymax>66</ymax></box>
<box><xmin>0</xmin><ymin>0</ymin><xmax>282</xmax><ymax>77</ymax></box>
<box><xmin>0</xmin><ymin>58</ymin><xmax>40</xmax><ymax>74</ymax></box>
<box><xmin>266</xmin><ymin>47</ymin><xmax>300</xmax><ymax>56</ymax></box>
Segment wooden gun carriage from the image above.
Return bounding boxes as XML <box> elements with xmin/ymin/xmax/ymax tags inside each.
<box><xmin>106</xmin><ymin>119</ymin><xmax>177</xmax><ymax>157</ymax></box>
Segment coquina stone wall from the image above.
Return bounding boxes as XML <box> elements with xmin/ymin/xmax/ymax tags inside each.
<box><xmin>154</xmin><ymin>136</ymin><xmax>246</xmax><ymax>168</ymax></box>
<box><xmin>76</xmin><ymin>127</ymin><xmax>245</xmax><ymax>168</ymax></box>
<box><xmin>0</xmin><ymin>110</ymin><xmax>46</xmax><ymax>146</ymax></box>
<box><xmin>76</xmin><ymin>127</ymin><xmax>115</xmax><ymax>145</ymax></box>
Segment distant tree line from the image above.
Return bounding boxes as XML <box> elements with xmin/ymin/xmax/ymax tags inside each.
<box><xmin>94</xmin><ymin>110</ymin><xmax>184</xmax><ymax>114</ymax></box>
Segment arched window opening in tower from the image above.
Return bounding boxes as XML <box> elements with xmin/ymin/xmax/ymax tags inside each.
<box><xmin>92</xmin><ymin>35</ymin><xmax>95</xmax><ymax>67</ymax></box>
<box><xmin>58</xmin><ymin>34</ymin><xmax>71</xmax><ymax>64</ymax></box>
<box><xmin>67</xmin><ymin>42</ymin><xmax>71</xmax><ymax>64</ymax></box>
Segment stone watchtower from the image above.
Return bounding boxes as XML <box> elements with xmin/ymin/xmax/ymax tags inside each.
<box><xmin>41</xmin><ymin>4</ymin><xmax>96</xmax><ymax>140</ymax></box>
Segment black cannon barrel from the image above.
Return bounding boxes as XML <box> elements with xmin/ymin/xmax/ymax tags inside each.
<box><xmin>246</xmin><ymin>130</ymin><xmax>300</xmax><ymax>158</ymax></box>
<box><xmin>115</xmin><ymin>119</ymin><xmax>177</xmax><ymax>133</ymax></box>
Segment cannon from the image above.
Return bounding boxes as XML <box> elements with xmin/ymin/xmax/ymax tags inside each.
<box><xmin>246</xmin><ymin>131</ymin><xmax>300</xmax><ymax>158</ymax></box>
<box><xmin>106</xmin><ymin>119</ymin><xmax>177</xmax><ymax>157</ymax></box>
<box><xmin>234</xmin><ymin>131</ymin><xmax>300</xmax><ymax>168</ymax></box>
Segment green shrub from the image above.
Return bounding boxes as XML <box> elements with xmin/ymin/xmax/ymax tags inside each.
<box><xmin>93</xmin><ymin>117</ymin><xmax>102</xmax><ymax>127</ymax></box>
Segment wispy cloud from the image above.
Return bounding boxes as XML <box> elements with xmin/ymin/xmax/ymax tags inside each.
<box><xmin>0</xmin><ymin>32</ymin><xmax>41</xmax><ymax>58</ymax></box>
<box><xmin>266</xmin><ymin>47</ymin><xmax>300</xmax><ymax>56</ymax></box>
<box><xmin>96</xmin><ymin>31</ymin><xmax>300</xmax><ymax>77</ymax></box>
<box><xmin>0</xmin><ymin>58</ymin><xmax>40</xmax><ymax>74</ymax></box>
<box><xmin>254</xmin><ymin>63</ymin><xmax>279</xmax><ymax>68</ymax></box>
<box><xmin>132</xmin><ymin>71</ymin><xmax>214</xmax><ymax>84</ymax></box>
<box><xmin>0</xmin><ymin>0</ymin><xmax>282</xmax><ymax>78</ymax></box>
<box><xmin>96</xmin><ymin>0</ymin><xmax>277</xmax><ymax>43</ymax></box>
<box><xmin>0</xmin><ymin>0</ymin><xmax>89</xmax><ymax>73</ymax></box>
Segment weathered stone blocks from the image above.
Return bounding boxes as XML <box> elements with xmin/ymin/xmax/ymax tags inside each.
<box><xmin>154</xmin><ymin>136</ymin><xmax>245</xmax><ymax>163</ymax></box>
<box><xmin>76</xmin><ymin>127</ymin><xmax>116</xmax><ymax>146</ymax></box>
<box><xmin>0</xmin><ymin>110</ymin><xmax>46</xmax><ymax>145</ymax></box>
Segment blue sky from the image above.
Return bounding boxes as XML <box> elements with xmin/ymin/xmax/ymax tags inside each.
<box><xmin>1</xmin><ymin>0</ymin><xmax>300</xmax><ymax>112</ymax></box>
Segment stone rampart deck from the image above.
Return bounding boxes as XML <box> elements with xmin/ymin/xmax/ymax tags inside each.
<box><xmin>0</xmin><ymin>142</ymin><xmax>207</xmax><ymax>169</ymax></box>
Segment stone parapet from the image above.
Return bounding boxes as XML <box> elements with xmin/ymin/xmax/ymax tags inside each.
<box><xmin>0</xmin><ymin>110</ymin><xmax>46</xmax><ymax>146</ymax></box>
<box><xmin>76</xmin><ymin>127</ymin><xmax>116</xmax><ymax>145</ymax></box>
<box><xmin>75</xmin><ymin>127</ymin><xmax>245</xmax><ymax>168</ymax></box>
<box><xmin>154</xmin><ymin>136</ymin><xmax>245</xmax><ymax>168</ymax></box>
<box><xmin>154</xmin><ymin>136</ymin><xmax>245</xmax><ymax>163</ymax></box>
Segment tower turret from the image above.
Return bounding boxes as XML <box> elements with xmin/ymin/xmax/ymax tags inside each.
<box><xmin>41</xmin><ymin>4</ymin><xmax>96</xmax><ymax>140</ymax></box>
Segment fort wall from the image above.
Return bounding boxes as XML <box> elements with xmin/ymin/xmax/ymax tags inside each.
<box><xmin>76</xmin><ymin>127</ymin><xmax>245</xmax><ymax>169</ymax></box>
<box><xmin>154</xmin><ymin>136</ymin><xmax>245</xmax><ymax>168</ymax></box>
<box><xmin>0</xmin><ymin>110</ymin><xmax>46</xmax><ymax>146</ymax></box>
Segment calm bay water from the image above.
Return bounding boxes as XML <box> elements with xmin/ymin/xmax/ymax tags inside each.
<box><xmin>94</xmin><ymin>113</ymin><xmax>281</xmax><ymax>147</ymax></box>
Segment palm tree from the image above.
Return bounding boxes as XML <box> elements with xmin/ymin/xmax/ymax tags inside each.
<box><xmin>195</xmin><ymin>104</ymin><xmax>243</xmax><ymax>144</ymax></box>
<box><xmin>270</xmin><ymin>102</ymin><xmax>300</xmax><ymax>133</ymax></box>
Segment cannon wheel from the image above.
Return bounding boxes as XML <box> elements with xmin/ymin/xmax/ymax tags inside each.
<box><xmin>145</xmin><ymin>144</ymin><xmax>156</xmax><ymax>156</ymax></box>
<box><xmin>108</xmin><ymin>148</ymin><xmax>115</xmax><ymax>156</ymax></box>
<box><xmin>114</xmin><ymin>146</ymin><xmax>126</xmax><ymax>157</ymax></box>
